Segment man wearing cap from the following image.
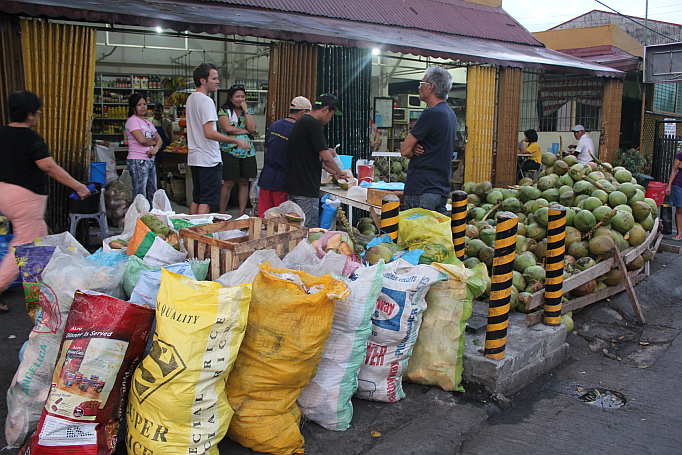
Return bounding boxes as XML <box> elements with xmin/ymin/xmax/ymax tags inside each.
<box><xmin>400</xmin><ymin>66</ymin><xmax>457</xmax><ymax>215</ymax></box>
<box><xmin>572</xmin><ymin>125</ymin><xmax>595</xmax><ymax>165</ymax></box>
<box><xmin>257</xmin><ymin>96</ymin><xmax>312</xmax><ymax>217</ymax></box>
<box><xmin>284</xmin><ymin>94</ymin><xmax>347</xmax><ymax>228</ymax></box>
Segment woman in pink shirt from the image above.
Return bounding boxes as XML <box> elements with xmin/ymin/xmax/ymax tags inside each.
<box><xmin>126</xmin><ymin>93</ymin><xmax>162</xmax><ymax>203</ymax></box>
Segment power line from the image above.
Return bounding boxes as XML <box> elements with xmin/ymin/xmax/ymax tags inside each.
<box><xmin>593</xmin><ymin>0</ymin><xmax>681</xmax><ymax>43</ymax></box>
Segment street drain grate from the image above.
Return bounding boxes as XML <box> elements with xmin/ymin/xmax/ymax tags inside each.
<box><xmin>545</xmin><ymin>381</ymin><xmax>626</xmax><ymax>409</ymax></box>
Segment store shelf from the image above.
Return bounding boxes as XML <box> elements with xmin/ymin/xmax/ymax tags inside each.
<box><xmin>103</xmin><ymin>103</ymin><xmax>128</xmax><ymax>105</ymax></box>
<box><xmin>94</xmin><ymin>118</ymin><xmax>128</xmax><ymax>120</ymax></box>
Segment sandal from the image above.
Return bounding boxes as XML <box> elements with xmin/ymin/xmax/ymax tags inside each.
<box><xmin>0</xmin><ymin>303</ymin><xmax>9</xmax><ymax>314</ymax></box>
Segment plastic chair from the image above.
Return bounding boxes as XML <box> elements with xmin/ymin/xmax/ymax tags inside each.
<box><xmin>69</xmin><ymin>212</ymin><xmax>108</xmax><ymax>240</ymax></box>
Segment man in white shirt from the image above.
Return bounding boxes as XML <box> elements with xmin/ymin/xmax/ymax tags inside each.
<box><xmin>186</xmin><ymin>63</ymin><xmax>249</xmax><ymax>214</ymax></box>
<box><xmin>572</xmin><ymin>125</ymin><xmax>595</xmax><ymax>165</ymax></box>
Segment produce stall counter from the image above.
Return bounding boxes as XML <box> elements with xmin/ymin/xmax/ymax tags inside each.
<box><xmin>319</xmin><ymin>186</ymin><xmax>381</xmax><ymax>227</ymax></box>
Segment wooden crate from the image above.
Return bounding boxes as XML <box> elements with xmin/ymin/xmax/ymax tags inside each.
<box><xmin>366</xmin><ymin>188</ymin><xmax>404</xmax><ymax>206</ymax></box>
<box><xmin>179</xmin><ymin>217</ymin><xmax>308</xmax><ymax>280</ymax></box>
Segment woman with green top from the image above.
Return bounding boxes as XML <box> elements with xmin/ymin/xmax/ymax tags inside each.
<box><xmin>218</xmin><ymin>84</ymin><xmax>255</xmax><ymax>216</ymax></box>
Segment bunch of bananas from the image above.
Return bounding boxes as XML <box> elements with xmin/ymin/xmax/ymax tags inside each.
<box><xmin>162</xmin><ymin>77</ymin><xmax>188</xmax><ymax>91</ymax></box>
<box><xmin>168</xmin><ymin>92</ymin><xmax>189</xmax><ymax>106</ymax></box>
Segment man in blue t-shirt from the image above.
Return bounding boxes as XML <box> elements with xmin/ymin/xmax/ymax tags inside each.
<box><xmin>400</xmin><ymin>66</ymin><xmax>457</xmax><ymax>215</ymax></box>
<box><xmin>257</xmin><ymin>96</ymin><xmax>312</xmax><ymax>217</ymax></box>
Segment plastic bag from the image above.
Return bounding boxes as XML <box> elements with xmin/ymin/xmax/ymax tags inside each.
<box><xmin>126</xmin><ymin>218</ymin><xmax>187</xmax><ymax>266</ymax></box>
<box><xmin>216</xmin><ymin>249</ymin><xmax>283</xmax><ymax>287</ymax></box>
<box><xmin>355</xmin><ymin>259</ymin><xmax>446</xmax><ymax>403</ymax></box>
<box><xmin>283</xmin><ymin>240</ymin><xmax>352</xmax><ymax>278</ymax></box>
<box><xmin>225</xmin><ymin>264</ymin><xmax>349</xmax><ymax>455</ymax></box>
<box><xmin>127</xmin><ymin>270</ymin><xmax>251</xmax><ymax>455</ymax></box>
<box><xmin>397</xmin><ymin>208</ymin><xmax>455</xmax><ymax>265</ymax></box>
<box><xmin>14</xmin><ymin>233</ymin><xmax>89</xmax><ymax>323</ymax></box>
<box><xmin>404</xmin><ymin>262</ymin><xmax>487</xmax><ymax>392</ymax></box>
<box><xmin>263</xmin><ymin>200</ymin><xmax>306</xmax><ymax>226</ymax></box>
<box><xmin>298</xmin><ymin>261</ymin><xmax>385</xmax><ymax>430</ymax></box>
<box><xmin>5</xmin><ymin>247</ymin><xmax>127</xmax><ymax>448</ymax></box>
<box><xmin>19</xmin><ymin>291</ymin><xmax>154</xmax><ymax>455</ymax></box>
<box><xmin>95</xmin><ymin>142</ymin><xmax>118</xmax><ymax>183</ymax></box>
<box><xmin>122</xmin><ymin>255</ymin><xmax>209</xmax><ymax>298</ymax></box>
<box><xmin>104</xmin><ymin>180</ymin><xmax>133</xmax><ymax>229</ymax></box>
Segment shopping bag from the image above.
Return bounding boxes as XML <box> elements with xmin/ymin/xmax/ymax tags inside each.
<box><xmin>661</xmin><ymin>204</ymin><xmax>673</xmax><ymax>235</ymax></box>
<box><xmin>397</xmin><ymin>208</ymin><xmax>455</xmax><ymax>264</ymax></box>
<box><xmin>126</xmin><ymin>270</ymin><xmax>251</xmax><ymax>455</ymax></box>
<box><xmin>225</xmin><ymin>263</ymin><xmax>349</xmax><ymax>455</ymax></box>
<box><xmin>405</xmin><ymin>261</ymin><xmax>487</xmax><ymax>392</ymax></box>
<box><xmin>126</xmin><ymin>218</ymin><xmax>187</xmax><ymax>266</ymax></box>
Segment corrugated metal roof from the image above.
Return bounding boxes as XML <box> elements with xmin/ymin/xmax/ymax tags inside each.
<box><xmin>0</xmin><ymin>0</ymin><xmax>623</xmax><ymax>77</ymax></box>
<box><xmin>205</xmin><ymin>0</ymin><xmax>543</xmax><ymax>46</ymax></box>
<box><xmin>557</xmin><ymin>46</ymin><xmax>641</xmax><ymax>72</ymax></box>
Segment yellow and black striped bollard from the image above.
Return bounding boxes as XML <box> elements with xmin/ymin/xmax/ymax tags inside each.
<box><xmin>451</xmin><ymin>190</ymin><xmax>468</xmax><ymax>260</ymax></box>
<box><xmin>485</xmin><ymin>211</ymin><xmax>518</xmax><ymax>360</ymax></box>
<box><xmin>380</xmin><ymin>194</ymin><xmax>400</xmax><ymax>242</ymax></box>
<box><xmin>543</xmin><ymin>204</ymin><xmax>566</xmax><ymax>326</ymax></box>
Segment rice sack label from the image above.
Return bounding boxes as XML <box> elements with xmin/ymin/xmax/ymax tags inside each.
<box><xmin>19</xmin><ymin>291</ymin><xmax>154</xmax><ymax>455</ymax></box>
<box><xmin>355</xmin><ymin>260</ymin><xmax>446</xmax><ymax>402</ymax></box>
<box><xmin>126</xmin><ymin>270</ymin><xmax>251</xmax><ymax>455</ymax></box>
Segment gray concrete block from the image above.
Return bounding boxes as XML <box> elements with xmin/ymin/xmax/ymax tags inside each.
<box><xmin>462</xmin><ymin>311</ymin><xmax>568</xmax><ymax>395</ymax></box>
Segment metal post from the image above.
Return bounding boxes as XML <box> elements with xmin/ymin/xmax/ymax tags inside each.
<box><xmin>451</xmin><ymin>190</ymin><xmax>468</xmax><ymax>260</ymax></box>
<box><xmin>543</xmin><ymin>205</ymin><xmax>566</xmax><ymax>326</ymax></box>
<box><xmin>380</xmin><ymin>194</ymin><xmax>400</xmax><ymax>242</ymax></box>
<box><xmin>485</xmin><ymin>211</ymin><xmax>518</xmax><ymax>360</ymax></box>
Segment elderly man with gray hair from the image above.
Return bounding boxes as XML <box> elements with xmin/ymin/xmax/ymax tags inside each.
<box><xmin>400</xmin><ymin>65</ymin><xmax>457</xmax><ymax>215</ymax></box>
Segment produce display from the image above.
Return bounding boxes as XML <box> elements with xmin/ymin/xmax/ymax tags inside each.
<box><xmin>461</xmin><ymin>152</ymin><xmax>658</xmax><ymax>315</ymax></box>
<box><xmin>373</xmin><ymin>156</ymin><xmax>410</xmax><ymax>182</ymax></box>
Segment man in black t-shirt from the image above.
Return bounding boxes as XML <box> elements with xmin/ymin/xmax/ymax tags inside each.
<box><xmin>284</xmin><ymin>94</ymin><xmax>346</xmax><ymax>228</ymax></box>
<box><xmin>400</xmin><ymin>66</ymin><xmax>457</xmax><ymax>215</ymax></box>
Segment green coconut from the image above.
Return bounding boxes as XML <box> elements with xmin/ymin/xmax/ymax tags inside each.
<box><xmin>541</xmin><ymin>152</ymin><xmax>557</xmax><ymax>167</ymax></box>
<box><xmin>561</xmin><ymin>313</ymin><xmax>574</xmax><ymax>333</ymax></box>
<box><xmin>526</xmin><ymin>238</ymin><xmax>537</xmax><ymax>253</ymax></box>
<box><xmin>531</xmin><ymin>198</ymin><xmax>549</xmax><ymax>213</ymax></box>
<box><xmin>582</xmin><ymin>197</ymin><xmax>603</xmax><ymax>212</ymax></box>
<box><xmin>627</xmin><ymin>255</ymin><xmax>644</xmax><ymax>271</ymax></box>
<box><xmin>576</xmin><ymin>257</ymin><xmax>596</xmax><ymax>271</ymax></box>
<box><xmin>466</xmin><ymin>224</ymin><xmax>479</xmax><ymax>239</ymax></box>
<box><xmin>595</xmin><ymin>282</ymin><xmax>608</xmax><ymax>291</ymax></box>
<box><xmin>559</xmin><ymin>190</ymin><xmax>576</xmax><ymax>209</ymax></box>
<box><xmin>554</xmin><ymin>160</ymin><xmax>569</xmax><ymax>175</ymax></box>
<box><xmin>574</xmin><ymin>194</ymin><xmax>589</xmax><ymax>207</ymax></box>
<box><xmin>574</xmin><ymin>210</ymin><xmax>597</xmax><ymax>232</ymax></box>
<box><xmin>568</xmin><ymin>164</ymin><xmax>586</xmax><ymax>181</ymax></box>
<box><xmin>519</xmin><ymin>186</ymin><xmax>541</xmax><ymax>203</ymax></box>
<box><xmin>500</xmin><ymin>197</ymin><xmax>523</xmax><ymax>213</ymax></box>
<box><xmin>516</xmin><ymin>293</ymin><xmax>537</xmax><ymax>313</ymax></box>
<box><xmin>618</xmin><ymin>182</ymin><xmax>636</xmax><ymax>199</ymax></box>
<box><xmin>519</xmin><ymin>177</ymin><xmax>533</xmax><ymax>186</ymax></box>
<box><xmin>481</xmin><ymin>203</ymin><xmax>493</xmax><ymax>212</ymax></box>
<box><xmin>603</xmin><ymin>268</ymin><xmax>623</xmax><ymax>286</ymax></box>
<box><xmin>588</xmin><ymin>171</ymin><xmax>604</xmax><ymax>181</ymax></box>
<box><xmin>589</xmin><ymin>235</ymin><xmax>615</xmax><ymax>257</ymax></box>
<box><xmin>464</xmin><ymin>181</ymin><xmax>477</xmax><ymax>194</ymax></box>
<box><xmin>517</xmin><ymin>222</ymin><xmax>527</xmax><ymax>236</ymax></box>
<box><xmin>473</xmin><ymin>220</ymin><xmax>492</xmax><ymax>232</ymax></box>
<box><xmin>591</xmin><ymin>189</ymin><xmax>609</xmax><ymax>204</ymax></box>
<box><xmin>514</xmin><ymin>251</ymin><xmax>537</xmax><ymax>272</ymax></box>
<box><xmin>640</xmin><ymin>215</ymin><xmax>654</xmax><ymax>232</ymax></box>
<box><xmin>627</xmin><ymin>225</ymin><xmax>647</xmax><ymax>246</ymax></box>
<box><xmin>541</xmin><ymin>188</ymin><xmax>560</xmax><ymax>203</ymax></box>
<box><xmin>466</xmin><ymin>238</ymin><xmax>487</xmax><ymax>257</ymax></box>
<box><xmin>536</xmin><ymin>176</ymin><xmax>554</xmax><ymax>192</ymax></box>
<box><xmin>612</xmin><ymin>210</ymin><xmax>635</xmax><ymax>234</ymax></box>
<box><xmin>501</xmin><ymin>189</ymin><xmax>519</xmax><ymax>200</ymax></box>
<box><xmin>565</xmin><ymin>207</ymin><xmax>576</xmax><ymax>226</ymax></box>
<box><xmin>469</xmin><ymin>207</ymin><xmax>486</xmax><ymax>220</ymax></box>
<box><xmin>474</xmin><ymin>181</ymin><xmax>493</xmax><ymax>199</ymax></box>
<box><xmin>487</xmin><ymin>190</ymin><xmax>504</xmax><ymax>205</ymax></box>
<box><xmin>564</xmin><ymin>255</ymin><xmax>577</xmax><ymax>269</ymax></box>
<box><xmin>479</xmin><ymin>228</ymin><xmax>497</xmax><ymax>247</ymax></box>
<box><xmin>614</xmin><ymin>169</ymin><xmax>632</xmax><ymax>184</ymax></box>
<box><xmin>512</xmin><ymin>270</ymin><xmax>526</xmax><ymax>293</ymax></box>
<box><xmin>526</xmin><ymin>222</ymin><xmax>547</xmax><ymax>241</ymax></box>
<box><xmin>593</xmin><ymin>226</ymin><xmax>616</xmax><ymax>241</ymax></box>
<box><xmin>643</xmin><ymin>197</ymin><xmax>658</xmax><ymax>214</ymax></box>
<box><xmin>463</xmin><ymin>257</ymin><xmax>481</xmax><ymax>269</ymax></box>
<box><xmin>467</xmin><ymin>194</ymin><xmax>481</xmax><ymax>206</ymax></box>
<box><xmin>479</xmin><ymin>245</ymin><xmax>494</xmax><ymax>269</ymax></box>
<box><xmin>631</xmin><ymin>201</ymin><xmax>652</xmax><ymax>222</ymax></box>
<box><xmin>614</xmin><ymin>204</ymin><xmax>632</xmax><ymax>214</ymax></box>
<box><xmin>608</xmin><ymin>190</ymin><xmax>628</xmax><ymax>208</ymax></box>
<box><xmin>565</xmin><ymin>226</ymin><xmax>582</xmax><ymax>247</ymax></box>
<box><xmin>612</xmin><ymin>230</ymin><xmax>629</xmax><ymax>252</ymax></box>
<box><xmin>627</xmin><ymin>189</ymin><xmax>645</xmax><ymax>205</ymax></box>
<box><xmin>515</xmin><ymin>235</ymin><xmax>527</xmax><ymax>254</ymax></box>
<box><xmin>524</xmin><ymin>265</ymin><xmax>546</xmax><ymax>285</ymax></box>
<box><xmin>592</xmin><ymin>206</ymin><xmax>613</xmax><ymax>225</ymax></box>
<box><xmin>534</xmin><ymin>238</ymin><xmax>548</xmax><ymax>260</ymax></box>
<box><xmin>509</xmin><ymin>286</ymin><xmax>520</xmax><ymax>310</ymax></box>
<box><xmin>534</xmin><ymin>207</ymin><xmax>549</xmax><ymax>228</ymax></box>
<box><xmin>573</xmin><ymin>180</ymin><xmax>594</xmax><ymax>196</ymax></box>
<box><xmin>558</xmin><ymin>173</ymin><xmax>574</xmax><ymax>187</ymax></box>
<box><xmin>567</xmin><ymin>240</ymin><xmax>589</xmax><ymax>259</ymax></box>
<box><xmin>558</xmin><ymin>185</ymin><xmax>573</xmax><ymax>196</ymax></box>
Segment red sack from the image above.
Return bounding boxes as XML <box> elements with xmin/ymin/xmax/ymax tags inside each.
<box><xmin>20</xmin><ymin>291</ymin><xmax>154</xmax><ymax>455</ymax></box>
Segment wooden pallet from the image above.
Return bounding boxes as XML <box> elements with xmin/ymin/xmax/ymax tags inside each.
<box><xmin>179</xmin><ymin>217</ymin><xmax>308</xmax><ymax>280</ymax></box>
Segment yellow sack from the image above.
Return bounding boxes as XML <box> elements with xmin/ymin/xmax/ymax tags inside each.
<box><xmin>405</xmin><ymin>262</ymin><xmax>487</xmax><ymax>392</ymax></box>
<box><xmin>126</xmin><ymin>270</ymin><xmax>251</xmax><ymax>455</ymax></box>
<box><xmin>398</xmin><ymin>208</ymin><xmax>455</xmax><ymax>264</ymax></box>
<box><xmin>226</xmin><ymin>263</ymin><xmax>349</xmax><ymax>455</ymax></box>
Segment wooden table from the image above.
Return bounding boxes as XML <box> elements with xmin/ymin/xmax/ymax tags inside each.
<box><xmin>319</xmin><ymin>186</ymin><xmax>382</xmax><ymax>227</ymax></box>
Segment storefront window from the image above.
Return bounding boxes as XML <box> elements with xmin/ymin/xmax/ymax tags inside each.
<box><xmin>652</xmin><ymin>82</ymin><xmax>677</xmax><ymax>114</ymax></box>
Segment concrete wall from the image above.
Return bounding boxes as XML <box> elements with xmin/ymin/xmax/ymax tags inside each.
<box><xmin>534</xmin><ymin>24</ymin><xmax>644</xmax><ymax>57</ymax></box>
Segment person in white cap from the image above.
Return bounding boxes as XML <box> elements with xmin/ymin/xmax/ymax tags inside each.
<box><xmin>572</xmin><ymin>125</ymin><xmax>595</xmax><ymax>165</ymax></box>
<box><xmin>257</xmin><ymin>96</ymin><xmax>312</xmax><ymax>217</ymax></box>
